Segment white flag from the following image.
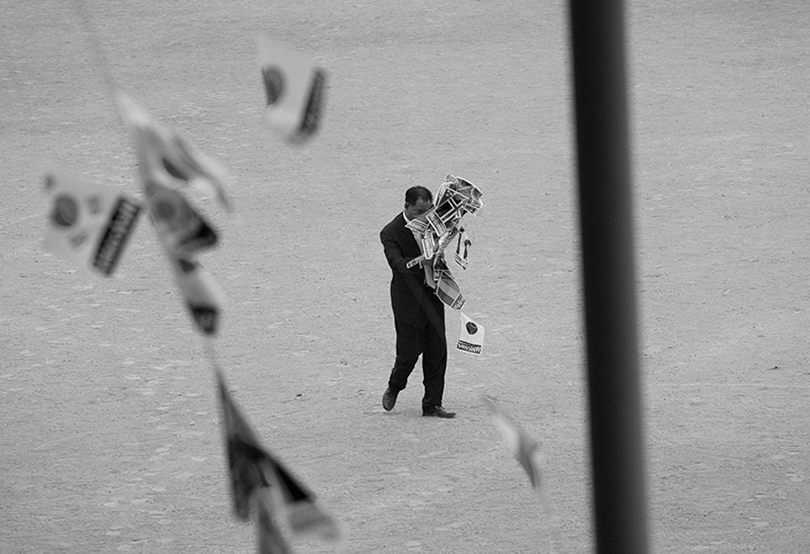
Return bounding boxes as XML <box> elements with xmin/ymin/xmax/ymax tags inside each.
<box><xmin>457</xmin><ymin>312</ymin><xmax>484</xmax><ymax>355</ymax></box>
<box><xmin>42</xmin><ymin>168</ymin><xmax>141</xmax><ymax>276</ymax></box>
<box><xmin>257</xmin><ymin>34</ymin><xmax>327</xmax><ymax>144</ymax></box>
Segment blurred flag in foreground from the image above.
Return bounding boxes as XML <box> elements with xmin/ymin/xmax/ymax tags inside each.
<box><xmin>457</xmin><ymin>312</ymin><xmax>484</xmax><ymax>355</ymax></box>
<box><xmin>118</xmin><ymin>93</ymin><xmax>235</xmax><ymax>212</ymax></box>
<box><xmin>257</xmin><ymin>34</ymin><xmax>327</xmax><ymax>144</ymax></box>
<box><xmin>486</xmin><ymin>398</ymin><xmax>548</xmax><ymax>510</ymax></box>
<box><xmin>215</xmin><ymin>367</ymin><xmax>343</xmax><ymax>542</ymax></box>
<box><xmin>256</xmin><ymin>496</ymin><xmax>295</xmax><ymax>554</ymax></box>
<box><xmin>145</xmin><ymin>177</ymin><xmax>219</xmax><ymax>258</ymax></box>
<box><xmin>42</xmin><ymin>168</ymin><xmax>141</xmax><ymax>276</ymax></box>
<box><xmin>161</xmin><ymin>253</ymin><xmax>225</xmax><ymax>336</ymax></box>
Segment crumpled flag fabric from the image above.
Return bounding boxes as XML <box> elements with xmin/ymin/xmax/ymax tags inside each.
<box><xmin>118</xmin><ymin>92</ymin><xmax>235</xmax><ymax>212</ymax></box>
<box><xmin>144</xmin><ymin>177</ymin><xmax>218</xmax><ymax>258</ymax></box>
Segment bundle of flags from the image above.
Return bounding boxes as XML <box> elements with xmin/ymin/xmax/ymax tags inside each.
<box><xmin>405</xmin><ymin>174</ymin><xmax>482</xmax><ymax>310</ymax></box>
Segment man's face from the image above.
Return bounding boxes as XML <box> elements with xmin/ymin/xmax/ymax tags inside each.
<box><xmin>404</xmin><ymin>197</ymin><xmax>433</xmax><ymax>220</ymax></box>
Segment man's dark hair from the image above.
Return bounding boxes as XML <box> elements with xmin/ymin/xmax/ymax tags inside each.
<box><xmin>405</xmin><ymin>186</ymin><xmax>432</xmax><ymax>206</ymax></box>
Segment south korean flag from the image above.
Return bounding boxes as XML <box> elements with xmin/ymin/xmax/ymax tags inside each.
<box><xmin>257</xmin><ymin>34</ymin><xmax>327</xmax><ymax>144</ymax></box>
<box><xmin>457</xmin><ymin>312</ymin><xmax>484</xmax><ymax>355</ymax></box>
<box><xmin>42</xmin><ymin>168</ymin><xmax>141</xmax><ymax>277</ymax></box>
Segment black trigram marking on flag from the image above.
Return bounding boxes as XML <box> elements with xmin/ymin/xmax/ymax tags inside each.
<box><xmin>299</xmin><ymin>69</ymin><xmax>326</xmax><ymax>138</ymax></box>
<box><xmin>93</xmin><ymin>197</ymin><xmax>141</xmax><ymax>276</ymax></box>
<box><xmin>262</xmin><ymin>66</ymin><xmax>284</xmax><ymax>105</ymax></box>
<box><xmin>190</xmin><ymin>306</ymin><xmax>218</xmax><ymax>335</ymax></box>
<box><xmin>162</xmin><ymin>156</ymin><xmax>189</xmax><ymax>181</ymax></box>
<box><xmin>457</xmin><ymin>340</ymin><xmax>481</xmax><ymax>354</ymax></box>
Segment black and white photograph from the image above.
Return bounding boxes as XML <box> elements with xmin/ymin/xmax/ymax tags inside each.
<box><xmin>2</xmin><ymin>0</ymin><xmax>809</xmax><ymax>552</ymax></box>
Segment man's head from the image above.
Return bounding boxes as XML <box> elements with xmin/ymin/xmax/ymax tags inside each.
<box><xmin>404</xmin><ymin>186</ymin><xmax>433</xmax><ymax>219</ymax></box>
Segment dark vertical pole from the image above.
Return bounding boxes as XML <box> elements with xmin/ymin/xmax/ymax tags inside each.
<box><xmin>567</xmin><ymin>1</ymin><xmax>650</xmax><ymax>553</ymax></box>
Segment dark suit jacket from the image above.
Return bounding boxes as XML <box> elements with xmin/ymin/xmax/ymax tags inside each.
<box><xmin>380</xmin><ymin>213</ymin><xmax>437</xmax><ymax>324</ymax></box>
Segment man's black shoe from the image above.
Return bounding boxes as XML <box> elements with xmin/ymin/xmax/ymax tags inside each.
<box><xmin>422</xmin><ymin>405</ymin><xmax>456</xmax><ymax>418</ymax></box>
<box><xmin>382</xmin><ymin>387</ymin><xmax>398</xmax><ymax>411</ymax></box>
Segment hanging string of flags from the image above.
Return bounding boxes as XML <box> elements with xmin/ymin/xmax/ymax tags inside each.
<box><xmin>41</xmin><ymin>35</ymin><xmax>339</xmax><ymax>553</ymax></box>
<box><xmin>117</xmin><ymin>93</ymin><xmax>231</xmax><ymax>336</ymax></box>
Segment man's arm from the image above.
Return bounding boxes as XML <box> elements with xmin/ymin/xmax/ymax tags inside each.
<box><xmin>380</xmin><ymin>228</ymin><xmax>422</xmax><ymax>275</ymax></box>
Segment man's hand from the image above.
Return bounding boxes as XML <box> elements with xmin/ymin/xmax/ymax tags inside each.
<box><xmin>406</xmin><ymin>255</ymin><xmax>425</xmax><ymax>269</ymax></box>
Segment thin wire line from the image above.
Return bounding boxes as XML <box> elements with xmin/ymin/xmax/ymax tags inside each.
<box><xmin>71</xmin><ymin>0</ymin><xmax>121</xmax><ymax>118</ymax></box>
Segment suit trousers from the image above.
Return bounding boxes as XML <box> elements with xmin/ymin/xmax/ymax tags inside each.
<box><xmin>388</xmin><ymin>291</ymin><xmax>447</xmax><ymax>409</ymax></box>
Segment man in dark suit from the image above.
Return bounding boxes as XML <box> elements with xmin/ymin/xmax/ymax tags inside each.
<box><xmin>380</xmin><ymin>186</ymin><xmax>456</xmax><ymax>418</ymax></box>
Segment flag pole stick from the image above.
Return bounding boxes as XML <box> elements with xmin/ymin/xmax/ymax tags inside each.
<box><xmin>567</xmin><ymin>1</ymin><xmax>650</xmax><ymax>553</ymax></box>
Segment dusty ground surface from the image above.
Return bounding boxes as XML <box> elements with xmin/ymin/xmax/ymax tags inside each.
<box><xmin>2</xmin><ymin>0</ymin><xmax>810</xmax><ymax>552</ymax></box>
